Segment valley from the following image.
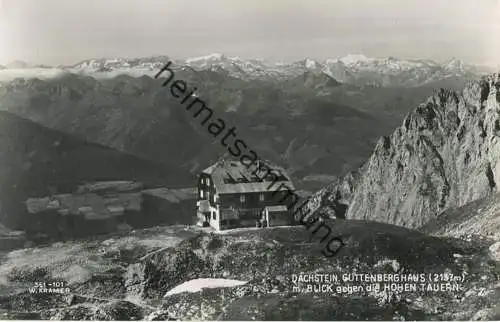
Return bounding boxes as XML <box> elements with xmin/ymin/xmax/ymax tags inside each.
<box><xmin>0</xmin><ymin>56</ymin><xmax>469</xmax><ymax>195</ymax></box>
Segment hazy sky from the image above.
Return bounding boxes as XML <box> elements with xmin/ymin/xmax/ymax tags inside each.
<box><xmin>0</xmin><ymin>0</ymin><xmax>499</xmax><ymax>66</ymax></box>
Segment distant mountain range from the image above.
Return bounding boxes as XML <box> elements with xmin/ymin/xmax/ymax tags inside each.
<box><xmin>0</xmin><ymin>65</ymin><xmax>455</xmax><ymax>195</ymax></box>
<box><xmin>0</xmin><ymin>53</ymin><xmax>495</xmax><ymax>87</ymax></box>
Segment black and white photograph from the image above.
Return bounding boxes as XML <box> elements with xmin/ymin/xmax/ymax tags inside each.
<box><xmin>0</xmin><ymin>0</ymin><xmax>499</xmax><ymax>320</ymax></box>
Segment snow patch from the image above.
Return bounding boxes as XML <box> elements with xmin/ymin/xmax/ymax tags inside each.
<box><xmin>164</xmin><ymin>278</ymin><xmax>248</xmax><ymax>297</ymax></box>
<box><xmin>186</xmin><ymin>53</ymin><xmax>226</xmax><ymax>63</ymax></box>
<box><xmin>488</xmin><ymin>241</ymin><xmax>500</xmax><ymax>261</ymax></box>
<box><xmin>340</xmin><ymin>54</ymin><xmax>372</xmax><ymax>65</ymax></box>
<box><xmin>304</xmin><ymin>58</ymin><xmax>317</xmax><ymax>69</ymax></box>
<box><xmin>59</xmin><ymin>264</ymin><xmax>93</xmax><ymax>284</ymax></box>
<box><xmin>325</xmin><ymin>58</ymin><xmax>341</xmax><ymax>64</ymax></box>
<box><xmin>374</xmin><ymin>259</ymin><xmax>401</xmax><ymax>272</ymax></box>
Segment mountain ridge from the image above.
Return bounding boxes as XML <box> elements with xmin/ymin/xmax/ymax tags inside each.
<box><xmin>307</xmin><ymin>72</ymin><xmax>500</xmax><ymax>229</ymax></box>
<box><xmin>0</xmin><ymin>54</ymin><xmax>493</xmax><ymax>88</ymax></box>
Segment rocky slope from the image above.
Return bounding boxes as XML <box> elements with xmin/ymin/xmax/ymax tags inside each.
<box><xmin>309</xmin><ymin>73</ymin><xmax>500</xmax><ymax>229</ymax></box>
<box><xmin>0</xmin><ymin>223</ymin><xmax>498</xmax><ymax>320</ymax></box>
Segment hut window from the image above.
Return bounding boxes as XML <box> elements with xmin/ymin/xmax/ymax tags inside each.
<box><xmin>259</xmin><ymin>193</ymin><xmax>265</xmax><ymax>202</ymax></box>
<box><xmin>240</xmin><ymin>195</ymin><xmax>246</xmax><ymax>203</ymax></box>
<box><xmin>200</xmin><ymin>190</ymin><xmax>204</xmax><ymax>198</ymax></box>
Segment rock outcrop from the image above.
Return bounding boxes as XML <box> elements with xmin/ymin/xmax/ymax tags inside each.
<box><xmin>309</xmin><ymin>73</ymin><xmax>500</xmax><ymax>228</ymax></box>
<box><xmin>1</xmin><ymin>225</ymin><xmax>498</xmax><ymax>320</ymax></box>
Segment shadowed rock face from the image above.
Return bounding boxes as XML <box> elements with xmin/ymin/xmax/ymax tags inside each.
<box><xmin>309</xmin><ymin>73</ymin><xmax>500</xmax><ymax>228</ymax></box>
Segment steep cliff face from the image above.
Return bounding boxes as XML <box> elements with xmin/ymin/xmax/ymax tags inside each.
<box><xmin>310</xmin><ymin>73</ymin><xmax>500</xmax><ymax>228</ymax></box>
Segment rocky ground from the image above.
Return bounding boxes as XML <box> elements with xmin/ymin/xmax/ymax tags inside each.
<box><xmin>0</xmin><ymin>220</ymin><xmax>498</xmax><ymax>320</ymax></box>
